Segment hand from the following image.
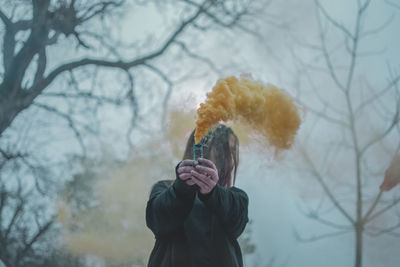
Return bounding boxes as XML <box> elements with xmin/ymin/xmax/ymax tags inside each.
<box><xmin>177</xmin><ymin>160</ymin><xmax>197</xmax><ymax>186</ymax></box>
<box><xmin>191</xmin><ymin>158</ymin><xmax>219</xmax><ymax>195</ymax></box>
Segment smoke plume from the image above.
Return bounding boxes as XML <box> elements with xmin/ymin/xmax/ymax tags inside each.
<box><xmin>195</xmin><ymin>75</ymin><xmax>301</xmax><ymax>152</ymax></box>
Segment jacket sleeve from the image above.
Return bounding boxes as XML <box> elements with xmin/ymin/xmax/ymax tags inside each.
<box><xmin>146</xmin><ymin>164</ymin><xmax>197</xmax><ymax>237</ymax></box>
<box><xmin>200</xmin><ymin>184</ymin><xmax>249</xmax><ymax>239</ymax></box>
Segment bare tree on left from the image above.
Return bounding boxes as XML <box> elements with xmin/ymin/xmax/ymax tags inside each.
<box><xmin>0</xmin><ymin>0</ymin><xmax>262</xmax><ymax>266</ymax></box>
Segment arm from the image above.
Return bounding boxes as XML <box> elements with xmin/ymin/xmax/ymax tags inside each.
<box><xmin>146</xmin><ymin>163</ymin><xmax>197</xmax><ymax>237</ymax></box>
<box><xmin>200</xmin><ymin>184</ymin><xmax>249</xmax><ymax>239</ymax></box>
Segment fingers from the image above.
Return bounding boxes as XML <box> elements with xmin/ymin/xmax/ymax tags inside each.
<box><xmin>191</xmin><ymin>170</ymin><xmax>216</xmax><ymax>194</ymax></box>
<box><xmin>190</xmin><ymin>177</ymin><xmax>211</xmax><ymax>194</ymax></box>
<box><xmin>180</xmin><ymin>160</ymin><xmax>197</xmax><ymax>167</ymax></box>
<box><xmin>198</xmin><ymin>158</ymin><xmax>217</xmax><ymax>171</ymax></box>
<box><xmin>191</xmin><ymin>170</ymin><xmax>210</xmax><ymax>187</ymax></box>
<box><xmin>179</xmin><ymin>173</ymin><xmax>193</xmax><ymax>181</ymax></box>
<box><xmin>176</xmin><ymin>159</ymin><xmax>218</xmax><ymax>194</ymax></box>
<box><xmin>177</xmin><ymin>166</ymin><xmax>195</xmax><ymax>174</ymax></box>
<box><xmin>195</xmin><ymin>164</ymin><xmax>218</xmax><ymax>182</ymax></box>
<box><xmin>177</xmin><ymin>160</ymin><xmax>196</xmax><ymax>180</ymax></box>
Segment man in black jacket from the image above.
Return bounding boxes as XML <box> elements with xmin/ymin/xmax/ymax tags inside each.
<box><xmin>146</xmin><ymin>125</ymin><xmax>249</xmax><ymax>267</ymax></box>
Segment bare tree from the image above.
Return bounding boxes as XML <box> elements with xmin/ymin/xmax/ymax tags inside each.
<box><xmin>291</xmin><ymin>1</ymin><xmax>400</xmax><ymax>267</ymax></box>
<box><xmin>0</xmin><ymin>0</ymin><xmax>263</xmax><ymax>265</ymax></box>
<box><xmin>0</xmin><ymin>180</ymin><xmax>55</xmax><ymax>267</ymax></box>
<box><xmin>0</xmin><ymin>0</ymin><xmax>258</xmax><ymax>145</ymax></box>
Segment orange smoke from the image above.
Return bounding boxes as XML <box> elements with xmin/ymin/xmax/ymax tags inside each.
<box><xmin>195</xmin><ymin>75</ymin><xmax>301</xmax><ymax>151</ymax></box>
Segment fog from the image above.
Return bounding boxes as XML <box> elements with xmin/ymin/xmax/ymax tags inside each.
<box><xmin>1</xmin><ymin>0</ymin><xmax>399</xmax><ymax>266</ymax></box>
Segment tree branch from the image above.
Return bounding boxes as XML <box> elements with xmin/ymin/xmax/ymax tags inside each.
<box><xmin>41</xmin><ymin>92</ymin><xmax>122</xmax><ymax>104</ymax></box>
<box><xmin>360</xmin><ymin>101</ymin><xmax>400</xmax><ymax>155</ymax></box>
<box><xmin>359</xmin><ymin>0</ymin><xmax>372</xmax><ymax>14</ymax></box>
<box><xmin>365</xmin><ymin>221</ymin><xmax>400</xmax><ymax>237</ymax></box>
<box><xmin>181</xmin><ymin>0</ymin><xmax>248</xmax><ymax>28</ymax></box>
<box><xmin>361</xmin><ymin>13</ymin><xmax>394</xmax><ymax>38</ymax></box>
<box><xmin>33</xmin><ymin>102</ymin><xmax>87</xmax><ymax>156</ymax></box>
<box><xmin>79</xmin><ymin>1</ymin><xmax>123</xmax><ymax>22</ymax></box>
<box><xmin>298</xmin><ymin>100</ymin><xmax>350</xmax><ymax>128</ymax></box>
<box><xmin>315</xmin><ymin>0</ymin><xmax>353</xmax><ymax>39</ymax></box>
<box><xmin>13</xmin><ymin>19</ymin><xmax>32</xmax><ymax>31</ymax></box>
<box><xmin>299</xmin><ymin>145</ymin><xmax>355</xmax><ymax>224</ymax></box>
<box><xmin>362</xmin><ymin>190</ymin><xmax>383</xmax><ymax>223</ymax></box>
<box><xmin>4</xmin><ymin>198</ymin><xmax>24</xmax><ymax>242</ymax></box>
<box><xmin>298</xmin><ymin>205</ymin><xmax>353</xmax><ymax>230</ymax></box>
<box><xmin>294</xmin><ymin>227</ymin><xmax>352</xmax><ymax>242</ymax></box>
<box><xmin>124</xmin><ymin>70</ymin><xmax>137</xmax><ymax>149</ymax></box>
<box><xmin>142</xmin><ymin>63</ymin><xmax>173</xmax><ymax>129</ymax></box>
<box><xmin>355</xmin><ymin>75</ymin><xmax>400</xmax><ymax>115</ymax></box>
<box><xmin>0</xmin><ymin>149</ymin><xmax>26</xmax><ymax>160</ymax></box>
<box><xmin>174</xmin><ymin>40</ymin><xmax>221</xmax><ymax>74</ymax></box>
<box><xmin>17</xmin><ymin>219</ymin><xmax>54</xmax><ymax>261</ymax></box>
<box><xmin>0</xmin><ymin>185</ymin><xmax>7</xmax><ymax>233</ymax></box>
<box><xmin>2</xmin><ymin>21</ymin><xmax>17</xmax><ymax>73</ymax></box>
<box><xmin>366</xmin><ymin>197</ymin><xmax>400</xmax><ymax>223</ymax></box>
<box><xmin>302</xmin><ymin>56</ymin><xmax>348</xmax><ymax>116</ymax></box>
<box><xmin>316</xmin><ymin>6</ymin><xmax>346</xmax><ymax>92</ymax></box>
<box><xmin>0</xmin><ymin>8</ymin><xmax>11</xmax><ymax>27</ymax></box>
<box><xmin>29</xmin><ymin>2</ymin><xmax>207</xmax><ymax>97</ymax></box>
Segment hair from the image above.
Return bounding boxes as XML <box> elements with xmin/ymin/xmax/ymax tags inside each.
<box><xmin>182</xmin><ymin>124</ymin><xmax>239</xmax><ymax>187</ymax></box>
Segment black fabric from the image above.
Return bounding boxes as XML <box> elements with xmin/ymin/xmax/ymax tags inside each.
<box><xmin>146</xmin><ymin>164</ymin><xmax>249</xmax><ymax>267</ymax></box>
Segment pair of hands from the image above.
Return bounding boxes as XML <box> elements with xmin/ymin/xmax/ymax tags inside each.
<box><xmin>177</xmin><ymin>158</ymin><xmax>219</xmax><ymax>195</ymax></box>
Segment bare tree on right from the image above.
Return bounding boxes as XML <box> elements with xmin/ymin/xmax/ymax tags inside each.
<box><xmin>291</xmin><ymin>1</ymin><xmax>400</xmax><ymax>267</ymax></box>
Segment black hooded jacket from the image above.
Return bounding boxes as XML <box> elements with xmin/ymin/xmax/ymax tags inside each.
<box><xmin>146</xmin><ymin>166</ymin><xmax>249</xmax><ymax>267</ymax></box>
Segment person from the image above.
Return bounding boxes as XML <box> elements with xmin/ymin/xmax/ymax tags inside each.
<box><xmin>146</xmin><ymin>124</ymin><xmax>249</xmax><ymax>267</ymax></box>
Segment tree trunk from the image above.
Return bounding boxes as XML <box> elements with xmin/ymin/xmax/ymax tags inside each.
<box><xmin>355</xmin><ymin>223</ymin><xmax>363</xmax><ymax>267</ymax></box>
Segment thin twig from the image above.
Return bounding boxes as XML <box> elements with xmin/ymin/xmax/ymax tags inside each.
<box><xmin>362</xmin><ymin>190</ymin><xmax>383</xmax><ymax>223</ymax></box>
<box><xmin>294</xmin><ymin>227</ymin><xmax>352</xmax><ymax>242</ymax></box>
<box><xmin>299</xmin><ymin>145</ymin><xmax>355</xmax><ymax>224</ymax></box>
<box><xmin>366</xmin><ymin>197</ymin><xmax>400</xmax><ymax>223</ymax></box>
<box><xmin>33</xmin><ymin>102</ymin><xmax>87</xmax><ymax>156</ymax></box>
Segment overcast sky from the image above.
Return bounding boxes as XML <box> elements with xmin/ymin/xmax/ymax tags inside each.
<box><xmin>53</xmin><ymin>0</ymin><xmax>400</xmax><ymax>265</ymax></box>
<box><xmin>18</xmin><ymin>0</ymin><xmax>398</xmax><ymax>266</ymax></box>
